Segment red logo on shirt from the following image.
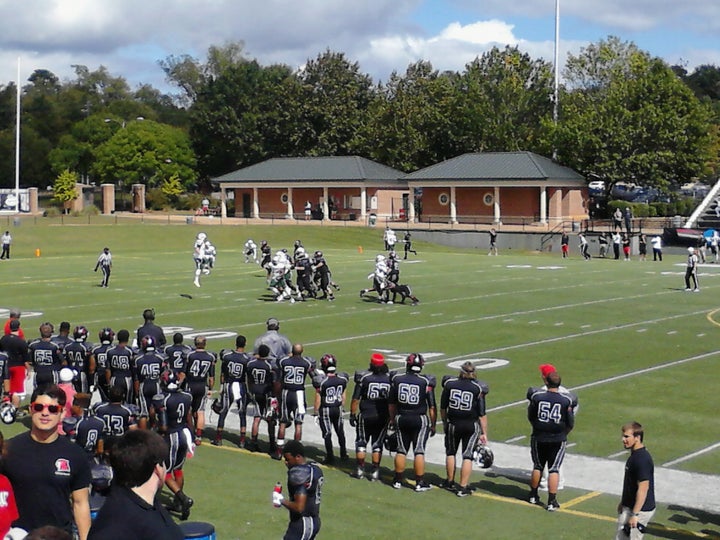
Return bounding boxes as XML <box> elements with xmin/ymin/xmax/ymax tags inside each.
<box><xmin>55</xmin><ymin>458</ymin><xmax>71</xmax><ymax>476</ymax></box>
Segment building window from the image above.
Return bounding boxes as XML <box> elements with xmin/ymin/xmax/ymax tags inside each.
<box><xmin>438</xmin><ymin>193</ymin><xmax>449</xmax><ymax>206</ymax></box>
<box><xmin>280</xmin><ymin>193</ymin><xmax>289</xmax><ymax>204</ymax></box>
<box><xmin>483</xmin><ymin>193</ymin><xmax>494</xmax><ymax>206</ymax></box>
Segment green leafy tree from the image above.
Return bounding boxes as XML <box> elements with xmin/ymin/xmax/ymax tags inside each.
<box><xmin>161</xmin><ymin>173</ymin><xmax>184</xmax><ymax>200</ymax></box>
<box><xmin>53</xmin><ymin>169</ymin><xmax>78</xmax><ymax>213</ymax></box>
<box><xmin>554</xmin><ymin>36</ymin><xmax>718</xmax><ymax>193</ymax></box>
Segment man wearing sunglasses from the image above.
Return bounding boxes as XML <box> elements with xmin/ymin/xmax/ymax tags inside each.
<box><xmin>2</xmin><ymin>385</ymin><xmax>92</xmax><ymax>539</ymax></box>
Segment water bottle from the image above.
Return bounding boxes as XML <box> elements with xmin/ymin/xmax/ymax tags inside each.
<box><xmin>273</xmin><ymin>482</ymin><xmax>282</xmax><ymax>507</ymax></box>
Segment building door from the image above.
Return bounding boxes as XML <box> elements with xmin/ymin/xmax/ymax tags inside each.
<box><xmin>242</xmin><ymin>193</ymin><xmax>251</xmax><ymax>218</ymax></box>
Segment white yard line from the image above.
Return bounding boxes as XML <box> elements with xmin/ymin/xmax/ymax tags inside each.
<box><xmin>662</xmin><ymin>442</ymin><xmax>720</xmax><ymax>467</ymax></box>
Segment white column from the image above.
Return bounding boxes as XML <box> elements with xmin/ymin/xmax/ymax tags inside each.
<box><xmin>322</xmin><ymin>186</ymin><xmax>329</xmax><ymax>221</ymax></box>
<box><xmin>408</xmin><ymin>191</ymin><xmax>416</xmax><ymax>223</ymax></box>
<box><xmin>450</xmin><ymin>186</ymin><xmax>457</xmax><ymax>223</ymax></box>
<box><xmin>540</xmin><ymin>185</ymin><xmax>547</xmax><ymax>224</ymax></box>
<box><xmin>252</xmin><ymin>187</ymin><xmax>259</xmax><ymax>219</ymax></box>
<box><xmin>286</xmin><ymin>187</ymin><xmax>294</xmax><ymax>219</ymax></box>
<box><xmin>494</xmin><ymin>186</ymin><xmax>501</xmax><ymax>224</ymax></box>
<box><xmin>360</xmin><ymin>186</ymin><xmax>367</xmax><ymax>218</ymax></box>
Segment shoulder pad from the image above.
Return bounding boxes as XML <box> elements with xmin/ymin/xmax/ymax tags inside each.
<box><xmin>526</xmin><ymin>386</ymin><xmax>541</xmax><ymax>401</ymax></box>
<box><xmin>311</xmin><ymin>371</ymin><xmax>326</xmax><ymax>388</ymax></box>
<box><xmin>425</xmin><ymin>374</ymin><xmax>437</xmax><ymax>388</ymax></box>
<box><xmin>337</xmin><ymin>372</ymin><xmax>350</xmax><ymax>382</ymax></box>
<box><xmin>288</xmin><ymin>464</ymin><xmax>312</xmax><ymax>487</ymax></box>
<box><xmin>354</xmin><ymin>370</ymin><xmax>369</xmax><ymax>383</ymax></box>
<box><xmin>441</xmin><ymin>375</ymin><xmax>454</xmax><ymax>388</ymax></box>
<box><xmin>476</xmin><ymin>380</ymin><xmax>490</xmax><ymax>395</ymax></box>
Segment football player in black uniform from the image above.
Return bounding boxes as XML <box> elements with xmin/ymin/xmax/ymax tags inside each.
<box><xmin>163</xmin><ymin>332</ymin><xmax>192</xmax><ymax>383</ymax></box>
<box><xmin>94</xmin><ymin>385</ymin><xmax>138</xmax><ymax>453</ymax></box>
<box><xmin>155</xmin><ymin>370</ymin><xmax>194</xmax><ymax>520</ymax></box>
<box><xmin>184</xmin><ymin>335</ymin><xmax>216</xmax><ymax>445</ymax></box>
<box><xmin>246</xmin><ymin>344</ymin><xmax>278</xmax><ymax>454</ymax></box>
<box><xmin>273</xmin><ymin>440</ymin><xmax>323</xmax><ymax>540</ymax></box>
<box><xmin>349</xmin><ymin>353</ymin><xmax>391</xmax><ymax>481</ymax></box>
<box><xmin>388</xmin><ymin>353</ymin><xmax>436</xmax><ymax>491</ymax></box>
<box><xmin>64</xmin><ymin>326</ymin><xmax>94</xmax><ymax>393</ymax></box>
<box><xmin>71</xmin><ymin>392</ymin><xmax>105</xmax><ymax>464</ymax></box>
<box><xmin>293</xmin><ymin>248</ymin><xmax>316</xmax><ymax>301</ymax></box>
<box><xmin>28</xmin><ymin>322</ymin><xmax>65</xmax><ymax>392</ymax></box>
<box><xmin>312</xmin><ymin>354</ymin><xmax>349</xmax><ymax>464</ymax></box>
<box><xmin>51</xmin><ymin>321</ymin><xmax>73</xmax><ymax>355</ymax></box>
<box><xmin>260</xmin><ymin>240</ymin><xmax>272</xmax><ymax>276</ymax></box>
<box><xmin>403</xmin><ymin>231</ymin><xmax>417</xmax><ymax>259</ymax></box>
<box><xmin>213</xmin><ymin>335</ymin><xmax>252</xmax><ymax>447</ymax></box>
<box><xmin>134</xmin><ymin>336</ymin><xmax>165</xmax><ymax>430</ymax></box>
<box><xmin>105</xmin><ymin>329</ymin><xmax>135</xmax><ymax>405</ymax></box>
<box><xmin>275</xmin><ymin>344</ymin><xmax>316</xmax><ymax>459</ymax></box>
<box><xmin>440</xmin><ymin>362</ymin><xmax>489</xmax><ymax>497</ymax></box>
<box><xmin>90</xmin><ymin>328</ymin><xmax>114</xmax><ymax>402</ymax></box>
<box><xmin>311</xmin><ymin>250</ymin><xmax>336</xmax><ymax>300</ymax></box>
<box><xmin>387</xmin><ymin>251</ymin><xmax>400</xmax><ymax>285</ymax></box>
<box><xmin>527</xmin><ymin>370</ymin><xmax>575</xmax><ymax>511</ymax></box>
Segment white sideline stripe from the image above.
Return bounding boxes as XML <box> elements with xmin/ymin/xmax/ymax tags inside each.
<box><xmin>662</xmin><ymin>442</ymin><xmax>720</xmax><ymax>467</ymax></box>
<box><xmin>488</xmin><ymin>349</ymin><xmax>720</xmax><ymax>413</ymax></box>
<box><xmin>505</xmin><ymin>435</ymin><xmax>526</xmax><ymax>443</ymax></box>
<box><xmin>607</xmin><ymin>451</ymin><xmax>626</xmax><ymax>458</ymax></box>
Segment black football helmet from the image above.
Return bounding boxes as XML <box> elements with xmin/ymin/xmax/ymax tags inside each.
<box><xmin>99</xmin><ymin>327</ymin><xmax>115</xmax><ymax>344</ymax></box>
<box><xmin>384</xmin><ymin>429</ymin><xmax>398</xmax><ymax>453</ymax></box>
<box><xmin>161</xmin><ymin>370</ymin><xmax>179</xmax><ymax>391</ymax></box>
<box><xmin>91</xmin><ymin>463</ymin><xmax>114</xmax><ymax>493</ymax></box>
<box><xmin>211</xmin><ymin>397</ymin><xmax>224</xmax><ymax>415</ymax></box>
<box><xmin>0</xmin><ymin>401</ymin><xmax>17</xmax><ymax>425</ymax></box>
<box><xmin>314</xmin><ymin>250</ymin><xmax>323</xmax><ymax>258</ymax></box>
<box><xmin>141</xmin><ymin>335</ymin><xmax>155</xmax><ymax>352</ymax></box>
<box><xmin>73</xmin><ymin>325</ymin><xmax>88</xmax><ymax>342</ymax></box>
<box><xmin>406</xmin><ymin>353</ymin><xmax>425</xmax><ymax>372</ymax></box>
<box><xmin>473</xmin><ymin>444</ymin><xmax>494</xmax><ymax>469</ymax></box>
<box><xmin>320</xmin><ymin>354</ymin><xmax>337</xmax><ymax>373</ymax></box>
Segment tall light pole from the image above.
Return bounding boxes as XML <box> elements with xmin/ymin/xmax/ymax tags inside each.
<box><xmin>552</xmin><ymin>0</ymin><xmax>560</xmax><ymax>160</ymax></box>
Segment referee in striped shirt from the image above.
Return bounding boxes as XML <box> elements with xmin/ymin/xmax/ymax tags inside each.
<box><xmin>94</xmin><ymin>246</ymin><xmax>112</xmax><ymax>287</ymax></box>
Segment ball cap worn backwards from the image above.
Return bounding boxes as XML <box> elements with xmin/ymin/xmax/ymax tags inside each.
<box><xmin>539</xmin><ymin>364</ymin><xmax>557</xmax><ymax>378</ymax></box>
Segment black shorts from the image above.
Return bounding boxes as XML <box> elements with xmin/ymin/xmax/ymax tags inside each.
<box><xmin>396</xmin><ymin>414</ymin><xmax>431</xmax><ymax>456</ymax></box>
<box><xmin>284</xmin><ymin>516</ymin><xmax>320</xmax><ymax>540</ymax></box>
<box><xmin>530</xmin><ymin>438</ymin><xmax>566</xmax><ymax>473</ymax></box>
<box><xmin>355</xmin><ymin>413</ymin><xmax>389</xmax><ymax>453</ymax></box>
<box><xmin>444</xmin><ymin>419</ymin><xmax>480</xmax><ymax>459</ymax></box>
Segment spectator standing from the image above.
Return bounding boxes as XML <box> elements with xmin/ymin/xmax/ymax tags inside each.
<box><xmin>488</xmin><ymin>228</ymin><xmax>498</xmax><ymax>256</ymax></box>
<box><xmin>638</xmin><ymin>233</ymin><xmax>647</xmax><ymax>261</ymax></box>
<box><xmin>304</xmin><ymin>201</ymin><xmax>312</xmax><ymax>221</ymax></box>
<box><xmin>612</xmin><ymin>231</ymin><xmax>622</xmax><ymax>260</ymax></box>
<box><xmin>613</xmin><ymin>208</ymin><xmax>623</xmax><ymax>231</ymax></box>
<box><xmin>578</xmin><ymin>233</ymin><xmax>591</xmax><ymax>260</ymax></box>
<box><xmin>88</xmin><ymin>430</ymin><xmax>184</xmax><ymax>540</ymax></box>
<box><xmin>0</xmin><ymin>431</ymin><xmax>18</xmax><ymax>538</ymax></box>
<box><xmin>0</xmin><ymin>231</ymin><xmax>11</xmax><ymax>260</ymax></box>
<box><xmin>598</xmin><ymin>232</ymin><xmax>609</xmax><ymax>258</ymax></box>
<box><xmin>650</xmin><ymin>236</ymin><xmax>663</xmax><ymax>261</ymax></box>
<box><xmin>3</xmin><ymin>309</ymin><xmax>24</xmax><ymax>340</ymax></box>
<box><xmin>560</xmin><ymin>231</ymin><xmax>569</xmax><ymax>258</ymax></box>
<box><xmin>684</xmin><ymin>247</ymin><xmax>700</xmax><ymax>292</ymax></box>
<box><xmin>136</xmin><ymin>308</ymin><xmax>166</xmax><ymax>349</ymax></box>
<box><xmin>624</xmin><ymin>207</ymin><xmax>632</xmax><ymax>234</ymax></box>
<box><xmin>0</xmin><ymin>319</ymin><xmax>29</xmax><ymax>409</ymax></box>
<box><xmin>615</xmin><ymin>422</ymin><xmax>655</xmax><ymax>540</ymax></box>
<box><xmin>622</xmin><ymin>234</ymin><xmax>631</xmax><ymax>261</ymax></box>
<box><xmin>3</xmin><ymin>385</ymin><xmax>91</xmax><ymax>539</ymax></box>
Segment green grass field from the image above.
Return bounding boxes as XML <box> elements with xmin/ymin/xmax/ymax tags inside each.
<box><xmin>1</xmin><ymin>216</ymin><xmax>719</xmax><ymax>539</ymax></box>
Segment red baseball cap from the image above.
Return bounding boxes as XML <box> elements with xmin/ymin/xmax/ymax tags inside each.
<box><xmin>370</xmin><ymin>353</ymin><xmax>385</xmax><ymax>367</ymax></box>
<box><xmin>539</xmin><ymin>364</ymin><xmax>556</xmax><ymax>378</ymax></box>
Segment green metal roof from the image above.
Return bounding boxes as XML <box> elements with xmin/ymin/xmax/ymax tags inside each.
<box><xmin>403</xmin><ymin>152</ymin><xmax>585</xmax><ymax>182</ymax></box>
<box><xmin>213</xmin><ymin>156</ymin><xmax>404</xmax><ymax>183</ymax></box>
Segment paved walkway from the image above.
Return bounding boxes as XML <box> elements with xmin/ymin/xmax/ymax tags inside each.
<box><xmin>206</xmin><ymin>408</ymin><xmax>719</xmax><ymax>514</ymax></box>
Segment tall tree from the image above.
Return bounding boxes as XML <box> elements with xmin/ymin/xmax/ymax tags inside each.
<box><xmin>554</xmin><ymin>37</ymin><xmax>718</xmax><ymax>192</ymax></box>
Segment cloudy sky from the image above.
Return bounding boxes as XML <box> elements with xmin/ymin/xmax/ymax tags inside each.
<box><xmin>0</xmin><ymin>0</ymin><xmax>717</xmax><ymax>97</ymax></box>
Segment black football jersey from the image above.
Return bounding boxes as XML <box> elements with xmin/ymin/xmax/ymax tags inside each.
<box><xmin>28</xmin><ymin>339</ymin><xmax>63</xmax><ymax>373</ymax></box>
<box><xmin>352</xmin><ymin>370</ymin><xmax>391</xmax><ymax>417</ymax></box>
<box><xmin>246</xmin><ymin>359</ymin><xmax>275</xmax><ymax>396</ymax></box>
<box><xmin>440</xmin><ymin>376</ymin><xmax>487</xmax><ymax>421</ymax></box>
<box><xmin>287</xmin><ymin>462</ymin><xmax>323</xmax><ymax>519</ymax></box>
<box><xmin>184</xmin><ymin>350</ymin><xmax>216</xmax><ymax>383</ymax></box>
<box><xmin>220</xmin><ymin>350</ymin><xmax>251</xmax><ymax>384</ymax></box>
<box><xmin>106</xmin><ymin>345</ymin><xmax>134</xmax><ymax>378</ymax></box>
<box><xmin>162</xmin><ymin>344</ymin><xmax>192</xmax><ymax>375</ymax></box>
<box><xmin>315</xmin><ymin>373</ymin><xmax>349</xmax><ymax>409</ymax></box>
<box><xmin>389</xmin><ymin>372</ymin><xmax>436</xmax><ymax>415</ymax></box>
<box><xmin>64</xmin><ymin>341</ymin><xmax>93</xmax><ymax>375</ymax></box>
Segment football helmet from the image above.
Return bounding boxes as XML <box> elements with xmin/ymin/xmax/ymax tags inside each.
<box><xmin>375</xmin><ymin>254</ymin><xmax>385</xmax><ymax>263</ymax></box>
<box><xmin>294</xmin><ymin>240</ymin><xmax>302</xmax><ymax>248</ymax></box>
<box><xmin>389</xmin><ymin>251</ymin><xmax>397</xmax><ymax>259</ymax></box>
<box><xmin>296</xmin><ymin>247</ymin><xmax>306</xmax><ymax>258</ymax></box>
<box><xmin>320</xmin><ymin>354</ymin><xmax>337</xmax><ymax>373</ymax></box>
<box><xmin>473</xmin><ymin>444</ymin><xmax>494</xmax><ymax>469</ymax></box>
<box><xmin>314</xmin><ymin>250</ymin><xmax>323</xmax><ymax>258</ymax></box>
<box><xmin>211</xmin><ymin>397</ymin><xmax>224</xmax><ymax>415</ymax></box>
<box><xmin>141</xmin><ymin>336</ymin><xmax>155</xmax><ymax>351</ymax></box>
<box><xmin>91</xmin><ymin>463</ymin><xmax>114</xmax><ymax>493</ymax></box>
<box><xmin>406</xmin><ymin>353</ymin><xmax>425</xmax><ymax>372</ymax></box>
<box><xmin>384</xmin><ymin>429</ymin><xmax>398</xmax><ymax>453</ymax></box>
<box><xmin>197</xmin><ymin>232</ymin><xmax>207</xmax><ymax>242</ymax></box>
<box><xmin>99</xmin><ymin>327</ymin><xmax>115</xmax><ymax>344</ymax></box>
<box><xmin>73</xmin><ymin>325</ymin><xmax>88</xmax><ymax>342</ymax></box>
<box><xmin>161</xmin><ymin>370</ymin><xmax>179</xmax><ymax>391</ymax></box>
<box><xmin>261</xmin><ymin>240</ymin><xmax>267</xmax><ymax>247</ymax></box>
<box><xmin>0</xmin><ymin>401</ymin><xmax>16</xmax><ymax>425</ymax></box>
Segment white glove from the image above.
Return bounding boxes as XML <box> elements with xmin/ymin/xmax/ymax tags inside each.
<box><xmin>272</xmin><ymin>491</ymin><xmax>284</xmax><ymax>507</ymax></box>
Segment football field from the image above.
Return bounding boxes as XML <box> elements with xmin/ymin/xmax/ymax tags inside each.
<box><xmin>1</xmin><ymin>217</ymin><xmax>719</xmax><ymax>539</ymax></box>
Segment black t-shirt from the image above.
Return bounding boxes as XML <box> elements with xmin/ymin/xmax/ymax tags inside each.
<box><xmin>88</xmin><ymin>486</ymin><xmax>183</xmax><ymax>540</ymax></box>
<box><xmin>137</xmin><ymin>323</ymin><xmax>167</xmax><ymax>349</ymax></box>
<box><xmin>621</xmin><ymin>446</ymin><xmax>656</xmax><ymax>511</ymax></box>
<box><xmin>3</xmin><ymin>432</ymin><xmax>92</xmax><ymax>533</ymax></box>
<box><xmin>0</xmin><ymin>334</ymin><xmax>29</xmax><ymax>368</ymax></box>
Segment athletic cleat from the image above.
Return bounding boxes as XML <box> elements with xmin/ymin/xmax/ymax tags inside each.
<box><xmin>370</xmin><ymin>468</ymin><xmax>380</xmax><ymax>482</ymax></box>
<box><xmin>194</xmin><ymin>438</ymin><xmax>202</xmax><ymax>446</ymax></box>
<box><xmin>238</xmin><ymin>438</ymin><xmax>246</xmax><ymax>449</ymax></box>
<box><xmin>456</xmin><ymin>486</ymin><xmax>473</xmax><ymax>498</ymax></box>
<box><xmin>359</xmin><ymin>290</ymin><xmax>364</xmax><ymax>298</ymax></box>
<box><xmin>392</xmin><ymin>481</ymin><xmax>402</xmax><ymax>490</ymax></box>
<box><xmin>439</xmin><ymin>479</ymin><xmax>457</xmax><ymax>492</ymax></box>
<box><xmin>529</xmin><ymin>494</ymin><xmax>540</xmax><ymax>505</ymax></box>
<box><xmin>547</xmin><ymin>500</ymin><xmax>560</xmax><ymax>512</ymax></box>
<box><xmin>193</xmin><ymin>279</ymin><xmax>200</xmax><ymax>288</ymax></box>
<box><xmin>211</xmin><ymin>439</ymin><xmax>222</xmax><ymax>447</ymax></box>
<box><xmin>414</xmin><ymin>480</ymin><xmax>432</xmax><ymax>492</ymax></box>
<box><xmin>246</xmin><ymin>440</ymin><xmax>259</xmax><ymax>452</ymax></box>
<box><xmin>180</xmin><ymin>497</ymin><xmax>194</xmax><ymax>521</ymax></box>
<box><xmin>353</xmin><ymin>467</ymin><xmax>365</xmax><ymax>479</ymax></box>
<box><xmin>694</xmin><ymin>288</ymin><xmax>700</xmax><ymax>292</ymax></box>
<box><xmin>685</xmin><ymin>288</ymin><xmax>692</xmax><ymax>291</ymax></box>
<box><xmin>271</xmin><ymin>448</ymin><xmax>282</xmax><ymax>460</ymax></box>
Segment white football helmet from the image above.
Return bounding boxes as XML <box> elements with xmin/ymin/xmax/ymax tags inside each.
<box><xmin>375</xmin><ymin>254</ymin><xmax>385</xmax><ymax>263</ymax></box>
<box><xmin>0</xmin><ymin>401</ymin><xmax>17</xmax><ymax>424</ymax></box>
<box><xmin>197</xmin><ymin>232</ymin><xmax>207</xmax><ymax>242</ymax></box>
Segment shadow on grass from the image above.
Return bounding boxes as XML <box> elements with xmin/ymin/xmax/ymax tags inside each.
<box><xmin>665</xmin><ymin>505</ymin><xmax>720</xmax><ymax>539</ymax></box>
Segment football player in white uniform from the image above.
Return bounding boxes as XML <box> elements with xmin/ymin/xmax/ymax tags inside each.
<box><xmin>193</xmin><ymin>233</ymin><xmax>209</xmax><ymax>287</ymax></box>
<box><xmin>268</xmin><ymin>255</ymin><xmax>296</xmax><ymax>303</ymax></box>
<box><xmin>244</xmin><ymin>239</ymin><xmax>258</xmax><ymax>264</ymax></box>
<box><xmin>204</xmin><ymin>242</ymin><xmax>216</xmax><ymax>271</ymax></box>
<box><xmin>360</xmin><ymin>254</ymin><xmax>390</xmax><ymax>303</ymax></box>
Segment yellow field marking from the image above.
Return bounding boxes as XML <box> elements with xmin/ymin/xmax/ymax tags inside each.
<box><xmin>706</xmin><ymin>308</ymin><xmax>720</xmax><ymax>328</ymax></box>
<box><xmin>562</xmin><ymin>490</ymin><xmax>602</xmax><ymax>508</ymax></box>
